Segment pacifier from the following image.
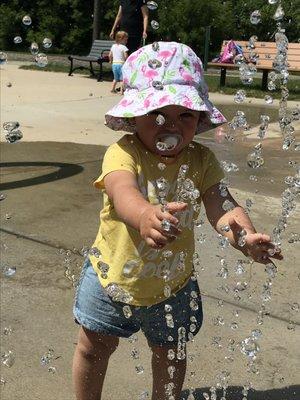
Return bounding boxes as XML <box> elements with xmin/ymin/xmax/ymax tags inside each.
<box><xmin>155</xmin><ymin>133</ymin><xmax>183</xmax><ymax>152</ymax></box>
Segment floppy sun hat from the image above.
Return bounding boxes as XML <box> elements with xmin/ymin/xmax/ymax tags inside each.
<box><xmin>105</xmin><ymin>41</ymin><xmax>226</xmax><ymax>134</ymax></box>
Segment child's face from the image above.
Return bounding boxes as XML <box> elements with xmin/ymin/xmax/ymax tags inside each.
<box><xmin>135</xmin><ymin>105</ymin><xmax>201</xmax><ymax>157</ymax></box>
<box><xmin>121</xmin><ymin>36</ymin><xmax>128</xmax><ymax>45</ymax></box>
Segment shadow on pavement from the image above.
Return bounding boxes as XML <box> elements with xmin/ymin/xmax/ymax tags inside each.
<box><xmin>0</xmin><ymin>161</ymin><xmax>84</xmax><ymax>190</ymax></box>
<box><xmin>182</xmin><ymin>385</ymin><xmax>300</xmax><ymax>399</ymax></box>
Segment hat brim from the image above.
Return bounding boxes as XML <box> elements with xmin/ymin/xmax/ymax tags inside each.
<box><xmin>105</xmin><ymin>84</ymin><xmax>227</xmax><ymax>134</ymax></box>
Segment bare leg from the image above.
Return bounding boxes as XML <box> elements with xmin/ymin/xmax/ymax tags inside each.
<box><xmin>150</xmin><ymin>343</ymin><xmax>187</xmax><ymax>400</ymax></box>
<box><xmin>111</xmin><ymin>80</ymin><xmax>117</xmax><ymax>93</ymax></box>
<box><xmin>120</xmin><ymin>81</ymin><xmax>124</xmax><ymax>95</ymax></box>
<box><xmin>72</xmin><ymin>326</ymin><xmax>119</xmax><ymax>400</ymax></box>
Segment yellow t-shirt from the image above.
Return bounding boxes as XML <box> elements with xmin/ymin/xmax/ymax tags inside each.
<box><xmin>89</xmin><ymin>134</ymin><xmax>224</xmax><ymax>306</ymax></box>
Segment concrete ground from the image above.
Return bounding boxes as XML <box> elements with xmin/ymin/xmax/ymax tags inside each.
<box><xmin>0</xmin><ymin>63</ymin><xmax>299</xmax><ymax>400</ymax></box>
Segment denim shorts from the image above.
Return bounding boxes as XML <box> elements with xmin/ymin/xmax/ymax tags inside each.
<box><xmin>73</xmin><ymin>259</ymin><xmax>203</xmax><ymax>346</ymax></box>
<box><xmin>112</xmin><ymin>64</ymin><xmax>123</xmax><ymax>81</ymax></box>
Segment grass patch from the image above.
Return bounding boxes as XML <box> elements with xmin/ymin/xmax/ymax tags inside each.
<box><xmin>205</xmin><ymin>75</ymin><xmax>300</xmax><ymax>100</ymax></box>
<box><xmin>19</xmin><ymin>62</ymin><xmax>299</xmax><ymax>100</ymax></box>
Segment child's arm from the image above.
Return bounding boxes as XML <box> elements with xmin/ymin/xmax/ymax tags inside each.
<box><xmin>104</xmin><ymin>170</ymin><xmax>188</xmax><ymax>248</ymax></box>
<box><xmin>202</xmin><ymin>183</ymin><xmax>283</xmax><ymax>264</ymax></box>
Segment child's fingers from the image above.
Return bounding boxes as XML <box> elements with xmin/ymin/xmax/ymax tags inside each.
<box><xmin>165</xmin><ymin>202</ymin><xmax>188</xmax><ymax>215</ymax></box>
<box><xmin>158</xmin><ymin>211</ymin><xmax>179</xmax><ymax>226</ymax></box>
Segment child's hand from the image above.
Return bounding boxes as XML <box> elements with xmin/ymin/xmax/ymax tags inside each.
<box><xmin>229</xmin><ymin>218</ymin><xmax>283</xmax><ymax>264</ymax></box>
<box><xmin>139</xmin><ymin>202</ymin><xmax>188</xmax><ymax>249</ymax></box>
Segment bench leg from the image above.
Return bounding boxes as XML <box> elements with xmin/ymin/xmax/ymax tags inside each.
<box><xmin>220</xmin><ymin>67</ymin><xmax>226</xmax><ymax>86</ymax></box>
<box><xmin>89</xmin><ymin>61</ymin><xmax>96</xmax><ymax>77</ymax></box>
<box><xmin>262</xmin><ymin>70</ymin><xmax>268</xmax><ymax>91</ymax></box>
<box><xmin>68</xmin><ymin>57</ymin><xmax>74</xmax><ymax>76</ymax></box>
<box><xmin>97</xmin><ymin>62</ymin><xmax>103</xmax><ymax>82</ymax></box>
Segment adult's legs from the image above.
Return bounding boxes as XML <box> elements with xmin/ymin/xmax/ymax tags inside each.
<box><xmin>127</xmin><ymin>35</ymin><xmax>142</xmax><ymax>54</ymax></box>
<box><xmin>149</xmin><ymin>343</ymin><xmax>187</xmax><ymax>400</ymax></box>
<box><xmin>72</xmin><ymin>326</ymin><xmax>119</xmax><ymax>400</ymax></box>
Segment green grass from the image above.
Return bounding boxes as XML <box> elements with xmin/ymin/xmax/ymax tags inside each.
<box><xmin>19</xmin><ymin>62</ymin><xmax>300</xmax><ymax>100</ymax></box>
<box><xmin>205</xmin><ymin>75</ymin><xmax>299</xmax><ymax>100</ymax></box>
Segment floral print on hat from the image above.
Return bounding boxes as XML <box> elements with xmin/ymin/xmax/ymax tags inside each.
<box><xmin>105</xmin><ymin>41</ymin><xmax>226</xmax><ymax>134</ymax></box>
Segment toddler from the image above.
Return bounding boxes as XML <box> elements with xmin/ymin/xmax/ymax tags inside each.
<box><xmin>73</xmin><ymin>42</ymin><xmax>282</xmax><ymax>400</ymax></box>
<box><xmin>109</xmin><ymin>30</ymin><xmax>129</xmax><ymax>94</ymax></box>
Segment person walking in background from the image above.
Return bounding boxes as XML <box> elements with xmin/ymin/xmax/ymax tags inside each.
<box><xmin>109</xmin><ymin>31</ymin><xmax>129</xmax><ymax>94</ymax></box>
<box><xmin>109</xmin><ymin>0</ymin><xmax>148</xmax><ymax>54</ymax></box>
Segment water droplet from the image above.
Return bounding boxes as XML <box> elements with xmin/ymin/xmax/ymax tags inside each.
<box><xmin>22</xmin><ymin>15</ymin><xmax>32</xmax><ymax>25</ymax></box>
<box><xmin>123</xmin><ymin>305</ymin><xmax>132</xmax><ymax>319</ymax></box>
<box><xmin>2</xmin><ymin>265</ymin><xmax>16</xmax><ymax>277</ymax></box>
<box><xmin>213</xmin><ymin>316</ymin><xmax>225</xmax><ymax>326</ymax></box>
<box><xmin>35</xmin><ymin>53</ymin><xmax>48</xmax><ymax>68</ymax></box>
<box><xmin>222</xmin><ymin>200</ymin><xmax>235</xmax><ymax>211</ymax></box>
<box><xmin>234</xmin><ymin>90</ymin><xmax>246</xmax><ymax>103</ymax></box>
<box><xmin>155</xmin><ymin>114</ymin><xmax>165</xmax><ymax>126</ymax></box>
<box><xmin>138</xmin><ymin>390</ymin><xmax>149</xmax><ymax>400</ymax></box>
<box><xmin>265</xmin><ymin>263</ymin><xmax>277</xmax><ymax>278</ymax></box>
<box><xmin>240</xmin><ymin>337</ymin><xmax>260</xmax><ymax>359</ymax></box>
<box><xmin>264</xmin><ymin>95</ymin><xmax>274</xmax><ymax>104</ymax></box>
<box><xmin>152</xmin><ymin>42</ymin><xmax>159</xmax><ymax>51</ymax></box>
<box><xmin>151</xmin><ymin>20</ymin><xmax>160</xmax><ymax>30</ymax></box>
<box><xmin>231</xmin><ymin>322</ymin><xmax>239</xmax><ymax>330</ymax></box>
<box><xmin>13</xmin><ymin>36</ymin><xmax>22</xmax><ymax>44</ymax></box>
<box><xmin>148</xmin><ymin>58</ymin><xmax>162</xmax><ymax>69</ymax></box>
<box><xmin>167</xmin><ymin>349</ymin><xmax>175</xmax><ymax>360</ymax></box>
<box><xmin>251</xmin><ymin>329</ymin><xmax>262</xmax><ymax>340</ymax></box>
<box><xmin>105</xmin><ymin>283</ymin><xmax>133</xmax><ymax>303</ymax></box>
<box><xmin>2</xmin><ymin>350</ymin><xmax>15</xmax><ymax>367</ymax></box>
<box><xmin>287</xmin><ymin>321</ymin><xmax>295</xmax><ymax>331</ymax></box>
<box><xmin>128</xmin><ymin>334</ymin><xmax>138</xmax><ymax>343</ymax></box>
<box><xmin>122</xmin><ymin>259</ymin><xmax>139</xmax><ymax>277</ymax></box>
<box><xmin>250</xmin><ymin>10</ymin><xmax>261</xmax><ymax>25</ymax></box>
<box><xmin>40</xmin><ymin>349</ymin><xmax>54</xmax><ymax>366</ymax></box>
<box><xmin>135</xmin><ymin>364</ymin><xmax>144</xmax><ymax>374</ymax></box>
<box><xmin>30</xmin><ymin>42</ymin><xmax>39</xmax><ymax>55</ymax></box>
<box><xmin>152</xmin><ymin>80</ymin><xmax>163</xmax><ymax>91</ymax></box>
<box><xmin>268</xmin><ymin>81</ymin><xmax>276</xmax><ymax>91</ymax></box>
<box><xmin>164</xmin><ymin>284</ymin><xmax>171</xmax><ymax>298</ymax></box>
<box><xmin>273</xmin><ymin>4</ymin><xmax>285</xmax><ymax>21</ymax></box>
<box><xmin>0</xmin><ymin>52</ymin><xmax>8</xmax><ymax>65</ymax></box>
<box><xmin>3</xmin><ymin>326</ymin><xmax>13</xmax><ymax>336</ymax></box>
<box><xmin>147</xmin><ymin>1</ymin><xmax>158</xmax><ymax>10</ymax></box>
<box><xmin>157</xmin><ymin>162</ymin><xmax>166</xmax><ymax>170</ymax></box>
<box><xmin>247</xmin><ymin>152</ymin><xmax>264</xmax><ymax>169</ymax></box>
<box><xmin>97</xmin><ymin>260</ymin><xmax>109</xmax><ymax>279</ymax></box>
<box><xmin>42</xmin><ymin>38</ymin><xmax>52</xmax><ymax>49</ymax></box>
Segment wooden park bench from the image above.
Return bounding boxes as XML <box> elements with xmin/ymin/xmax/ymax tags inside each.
<box><xmin>208</xmin><ymin>40</ymin><xmax>300</xmax><ymax>90</ymax></box>
<box><xmin>68</xmin><ymin>39</ymin><xmax>114</xmax><ymax>81</ymax></box>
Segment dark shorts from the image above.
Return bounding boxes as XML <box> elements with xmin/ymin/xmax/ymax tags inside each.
<box><xmin>73</xmin><ymin>259</ymin><xmax>203</xmax><ymax>346</ymax></box>
<box><xmin>126</xmin><ymin>35</ymin><xmax>142</xmax><ymax>54</ymax></box>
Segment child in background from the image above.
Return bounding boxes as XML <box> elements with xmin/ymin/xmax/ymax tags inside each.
<box><xmin>109</xmin><ymin>30</ymin><xmax>129</xmax><ymax>94</ymax></box>
<box><xmin>73</xmin><ymin>42</ymin><xmax>282</xmax><ymax>400</ymax></box>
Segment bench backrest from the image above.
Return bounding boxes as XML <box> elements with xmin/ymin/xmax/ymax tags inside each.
<box><xmin>88</xmin><ymin>40</ymin><xmax>115</xmax><ymax>57</ymax></box>
<box><xmin>221</xmin><ymin>40</ymin><xmax>300</xmax><ymax>71</ymax></box>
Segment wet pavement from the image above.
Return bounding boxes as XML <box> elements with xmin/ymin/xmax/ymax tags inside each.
<box><xmin>0</xmin><ymin>64</ymin><xmax>300</xmax><ymax>400</ymax></box>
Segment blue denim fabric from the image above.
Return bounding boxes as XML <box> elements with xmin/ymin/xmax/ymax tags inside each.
<box><xmin>112</xmin><ymin>64</ymin><xmax>123</xmax><ymax>81</ymax></box>
<box><xmin>73</xmin><ymin>258</ymin><xmax>203</xmax><ymax>346</ymax></box>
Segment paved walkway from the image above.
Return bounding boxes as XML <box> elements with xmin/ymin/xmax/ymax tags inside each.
<box><xmin>0</xmin><ymin>63</ymin><xmax>299</xmax><ymax>400</ymax></box>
